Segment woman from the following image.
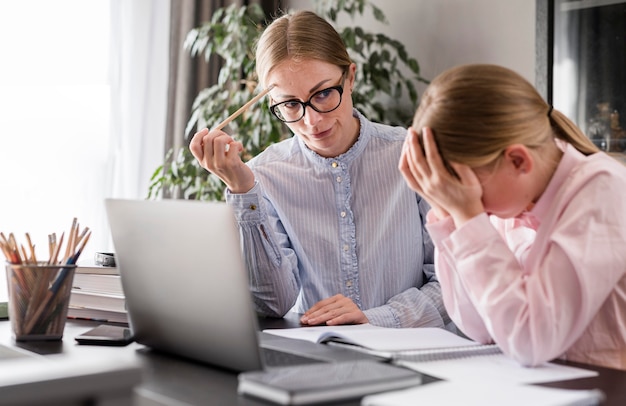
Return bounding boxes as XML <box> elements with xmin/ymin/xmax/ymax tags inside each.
<box><xmin>190</xmin><ymin>10</ymin><xmax>448</xmax><ymax>328</ymax></box>
<box><xmin>399</xmin><ymin>63</ymin><xmax>626</xmax><ymax>369</ymax></box>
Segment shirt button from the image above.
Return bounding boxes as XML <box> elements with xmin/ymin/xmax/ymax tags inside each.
<box><xmin>343</xmin><ymin>245</ymin><xmax>349</xmax><ymax>251</ymax></box>
<box><xmin>340</xmin><ymin>211</ymin><xmax>346</xmax><ymax>218</ymax></box>
<box><xmin>336</xmin><ymin>176</ymin><xmax>342</xmax><ymax>183</ymax></box>
<box><xmin>331</xmin><ymin>162</ymin><xmax>338</xmax><ymax>168</ymax></box>
<box><xmin>346</xmin><ymin>280</ymin><xmax>353</xmax><ymax>287</ymax></box>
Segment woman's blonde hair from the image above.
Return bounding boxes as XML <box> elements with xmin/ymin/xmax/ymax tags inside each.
<box><xmin>412</xmin><ymin>64</ymin><xmax>598</xmax><ymax>168</ymax></box>
<box><xmin>255</xmin><ymin>10</ymin><xmax>352</xmax><ymax>87</ymax></box>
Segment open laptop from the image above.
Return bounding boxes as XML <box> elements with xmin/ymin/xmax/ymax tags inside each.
<box><xmin>105</xmin><ymin>198</ymin><xmax>364</xmax><ymax>372</ymax></box>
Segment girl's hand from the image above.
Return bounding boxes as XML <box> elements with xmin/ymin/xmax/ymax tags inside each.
<box><xmin>399</xmin><ymin>127</ymin><xmax>484</xmax><ymax>227</ymax></box>
<box><xmin>300</xmin><ymin>294</ymin><xmax>369</xmax><ymax>326</ymax></box>
<box><xmin>189</xmin><ymin>128</ymin><xmax>255</xmax><ymax>194</ymax></box>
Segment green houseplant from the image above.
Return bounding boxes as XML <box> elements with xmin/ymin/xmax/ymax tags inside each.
<box><xmin>148</xmin><ymin>0</ymin><xmax>428</xmax><ymax>201</ymax></box>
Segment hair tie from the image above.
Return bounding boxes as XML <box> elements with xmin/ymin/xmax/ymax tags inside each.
<box><xmin>547</xmin><ymin>105</ymin><xmax>554</xmax><ymax>117</ymax></box>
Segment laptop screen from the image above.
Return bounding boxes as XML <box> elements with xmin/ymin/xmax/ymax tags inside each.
<box><xmin>105</xmin><ymin>198</ymin><xmax>264</xmax><ymax>372</ymax></box>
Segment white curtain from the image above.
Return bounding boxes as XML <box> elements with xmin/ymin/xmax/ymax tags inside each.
<box><xmin>105</xmin><ymin>0</ymin><xmax>171</xmax><ymax>250</ymax></box>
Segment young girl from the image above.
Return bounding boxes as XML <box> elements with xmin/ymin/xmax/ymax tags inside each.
<box><xmin>399</xmin><ymin>63</ymin><xmax>626</xmax><ymax>370</ymax></box>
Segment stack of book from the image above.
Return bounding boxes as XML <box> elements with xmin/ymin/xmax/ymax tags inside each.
<box><xmin>68</xmin><ymin>264</ymin><xmax>128</xmax><ymax>324</ymax></box>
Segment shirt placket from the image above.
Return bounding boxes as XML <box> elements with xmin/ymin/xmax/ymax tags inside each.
<box><xmin>331</xmin><ymin>160</ymin><xmax>361</xmax><ymax>307</ymax></box>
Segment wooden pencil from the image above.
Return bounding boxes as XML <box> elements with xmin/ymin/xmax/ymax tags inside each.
<box><xmin>212</xmin><ymin>85</ymin><xmax>274</xmax><ymax>132</ymax></box>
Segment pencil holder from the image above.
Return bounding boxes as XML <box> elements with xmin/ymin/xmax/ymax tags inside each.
<box><xmin>5</xmin><ymin>262</ymin><xmax>76</xmax><ymax>341</ymax></box>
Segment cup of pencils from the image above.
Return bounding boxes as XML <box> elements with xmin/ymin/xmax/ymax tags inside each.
<box><xmin>1</xmin><ymin>218</ymin><xmax>90</xmax><ymax>341</ymax></box>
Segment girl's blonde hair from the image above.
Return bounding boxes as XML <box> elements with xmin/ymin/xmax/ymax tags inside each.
<box><xmin>255</xmin><ymin>10</ymin><xmax>352</xmax><ymax>87</ymax></box>
<box><xmin>412</xmin><ymin>64</ymin><xmax>598</xmax><ymax>168</ymax></box>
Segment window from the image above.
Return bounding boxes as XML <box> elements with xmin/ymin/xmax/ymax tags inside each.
<box><xmin>0</xmin><ymin>0</ymin><xmax>169</xmax><ymax>262</ymax></box>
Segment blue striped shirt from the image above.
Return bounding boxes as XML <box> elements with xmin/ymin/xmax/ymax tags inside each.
<box><xmin>226</xmin><ymin>110</ymin><xmax>449</xmax><ymax>328</ymax></box>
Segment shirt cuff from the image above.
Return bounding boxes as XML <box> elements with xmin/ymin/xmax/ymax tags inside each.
<box><xmin>425</xmin><ymin>214</ymin><xmax>456</xmax><ymax>245</ymax></box>
<box><xmin>363</xmin><ymin>306</ymin><xmax>400</xmax><ymax>328</ymax></box>
<box><xmin>443</xmin><ymin>212</ymin><xmax>493</xmax><ymax>258</ymax></box>
<box><xmin>225</xmin><ymin>182</ymin><xmax>264</xmax><ymax>223</ymax></box>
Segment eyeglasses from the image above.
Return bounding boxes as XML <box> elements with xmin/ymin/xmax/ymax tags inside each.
<box><xmin>269</xmin><ymin>82</ymin><xmax>345</xmax><ymax>123</ymax></box>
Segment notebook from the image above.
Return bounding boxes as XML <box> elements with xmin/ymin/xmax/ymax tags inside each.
<box><xmin>105</xmin><ymin>198</ymin><xmax>363</xmax><ymax>372</ymax></box>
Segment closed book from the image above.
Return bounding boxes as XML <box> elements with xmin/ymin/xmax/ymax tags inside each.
<box><xmin>237</xmin><ymin>360</ymin><xmax>422</xmax><ymax>405</ymax></box>
<box><xmin>75</xmin><ymin>265</ymin><xmax>119</xmax><ymax>275</ymax></box>
<box><xmin>69</xmin><ymin>290</ymin><xmax>126</xmax><ymax>313</ymax></box>
<box><xmin>72</xmin><ymin>274</ymin><xmax>124</xmax><ymax>296</ymax></box>
<box><xmin>67</xmin><ymin>307</ymin><xmax>128</xmax><ymax>324</ymax></box>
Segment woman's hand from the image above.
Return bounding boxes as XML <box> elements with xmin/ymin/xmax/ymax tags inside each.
<box><xmin>189</xmin><ymin>128</ymin><xmax>255</xmax><ymax>193</ymax></box>
<box><xmin>399</xmin><ymin>127</ymin><xmax>484</xmax><ymax>227</ymax></box>
<box><xmin>300</xmin><ymin>294</ymin><xmax>369</xmax><ymax>326</ymax></box>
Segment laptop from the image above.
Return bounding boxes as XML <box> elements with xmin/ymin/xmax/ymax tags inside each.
<box><xmin>105</xmin><ymin>198</ymin><xmax>364</xmax><ymax>372</ymax></box>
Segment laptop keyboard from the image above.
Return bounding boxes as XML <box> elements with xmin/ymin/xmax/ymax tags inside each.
<box><xmin>260</xmin><ymin>347</ymin><xmax>325</xmax><ymax>368</ymax></box>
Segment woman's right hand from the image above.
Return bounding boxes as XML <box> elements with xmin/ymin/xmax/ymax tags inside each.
<box><xmin>189</xmin><ymin>128</ymin><xmax>256</xmax><ymax>194</ymax></box>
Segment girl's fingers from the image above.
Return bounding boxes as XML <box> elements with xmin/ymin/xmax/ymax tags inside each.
<box><xmin>405</xmin><ymin>127</ymin><xmax>428</xmax><ymax>178</ymax></box>
<box><xmin>399</xmin><ymin>135</ymin><xmax>426</xmax><ymax>195</ymax></box>
<box><xmin>421</xmin><ymin>127</ymin><xmax>449</xmax><ymax>177</ymax></box>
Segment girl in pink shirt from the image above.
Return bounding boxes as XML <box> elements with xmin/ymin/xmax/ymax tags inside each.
<box><xmin>399</xmin><ymin>64</ymin><xmax>626</xmax><ymax>370</ymax></box>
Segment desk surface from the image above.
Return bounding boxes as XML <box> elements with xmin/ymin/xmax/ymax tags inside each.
<box><xmin>1</xmin><ymin>315</ymin><xmax>625</xmax><ymax>406</ymax></box>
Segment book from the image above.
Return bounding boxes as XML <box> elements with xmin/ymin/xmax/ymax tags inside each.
<box><xmin>69</xmin><ymin>290</ymin><xmax>126</xmax><ymax>313</ymax></box>
<box><xmin>75</xmin><ymin>264</ymin><xmax>119</xmax><ymax>275</ymax></box>
<box><xmin>361</xmin><ymin>380</ymin><xmax>605</xmax><ymax>406</ymax></box>
<box><xmin>67</xmin><ymin>306</ymin><xmax>128</xmax><ymax>324</ymax></box>
<box><xmin>72</xmin><ymin>273</ymin><xmax>124</xmax><ymax>296</ymax></box>
<box><xmin>237</xmin><ymin>360</ymin><xmax>423</xmax><ymax>405</ymax></box>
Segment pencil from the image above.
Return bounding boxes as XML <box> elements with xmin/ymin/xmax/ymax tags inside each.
<box><xmin>212</xmin><ymin>85</ymin><xmax>275</xmax><ymax>132</ymax></box>
<box><xmin>25</xmin><ymin>233</ymin><xmax>37</xmax><ymax>264</ymax></box>
<box><xmin>62</xmin><ymin>218</ymin><xmax>77</xmax><ymax>264</ymax></box>
<box><xmin>22</xmin><ymin>231</ymin><xmax>90</xmax><ymax>335</ymax></box>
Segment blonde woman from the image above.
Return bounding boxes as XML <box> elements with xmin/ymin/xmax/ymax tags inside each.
<box><xmin>190</xmin><ymin>11</ymin><xmax>449</xmax><ymax>328</ymax></box>
<box><xmin>400</xmin><ymin>63</ymin><xmax>626</xmax><ymax>369</ymax></box>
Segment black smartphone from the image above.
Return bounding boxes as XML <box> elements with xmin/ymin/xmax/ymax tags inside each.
<box><xmin>75</xmin><ymin>324</ymin><xmax>134</xmax><ymax>346</ymax></box>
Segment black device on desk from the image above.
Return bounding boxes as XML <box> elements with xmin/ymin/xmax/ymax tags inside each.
<box><xmin>75</xmin><ymin>324</ymin><xmax>134</xmax><ymax>346</ymax></box>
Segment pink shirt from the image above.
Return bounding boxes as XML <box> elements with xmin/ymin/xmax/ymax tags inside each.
<box><xmin>426</xmin><ymin>143</ymin><xmax>626</xmax><ymax>370</ymax></box>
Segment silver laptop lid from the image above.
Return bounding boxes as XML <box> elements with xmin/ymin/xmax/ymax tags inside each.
<box><xmin>105</xmin><ymin>198</ymin><xmax>263</xmax><ymax>372</ymax></box>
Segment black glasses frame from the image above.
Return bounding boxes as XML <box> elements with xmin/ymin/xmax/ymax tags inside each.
<box><xmin>269</xmin><ymin>85</ymin><xmax>345</xmax><ymax>123</ymax></box>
